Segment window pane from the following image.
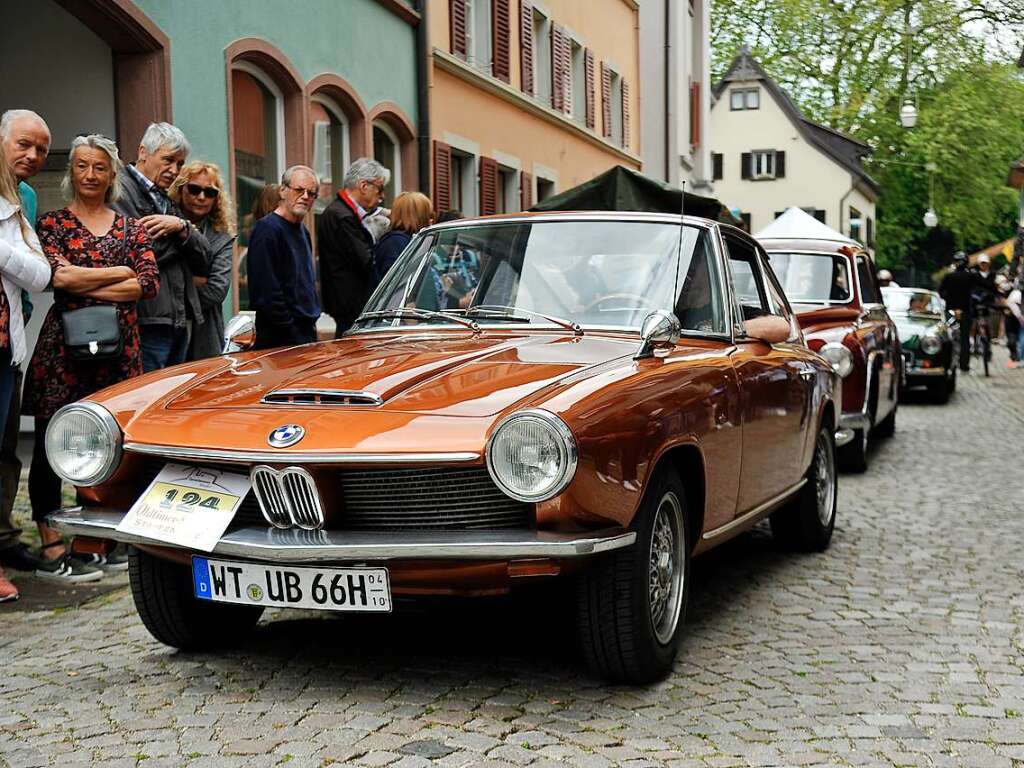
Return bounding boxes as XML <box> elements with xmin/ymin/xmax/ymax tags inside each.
<box><xmin>731</xmin><ymin>90</ymin><xmax>744</xmax><ymax>109</ymax></box>
<box><xmin>766</xmin><ymin>252</ymin><xmax>853</xmax><ymax>304</ymax></box>
<box><xmin>856</xmin><ymin>257</ymin><xmax>880</xmax><ymax>303</ymax></box>
<box><xmin>745</xmin><ymin>89</ymin><xmax>759</xmax><ymax>108</ymax></box>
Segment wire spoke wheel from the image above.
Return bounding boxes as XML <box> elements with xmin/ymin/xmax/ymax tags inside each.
<box><xmin>815</xmin><ymin>431</ymin><xmax>837</xmax><ymax>527</ymax></box>
<box><xmin>647</xmin><ymin>491</ymin><xmax>685</xmax><ymax>645</ymax></box>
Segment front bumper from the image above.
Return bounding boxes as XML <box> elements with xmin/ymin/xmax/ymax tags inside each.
<box><xmin>907</xmin><ymin>366</ymin><xmax>947</xmax><ymax>378</ymax></box>
<box><xmin>836</xmin><ymin>411</ymin><xmax>869</xmax><ymax>446</ymax></box>
<box><xmin>47</xmin><ymin>507</ymin><xmax>636</xmax><ymax>563</ymax></box>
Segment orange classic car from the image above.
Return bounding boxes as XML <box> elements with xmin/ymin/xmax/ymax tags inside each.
<box><xmin>757</xmin><ymin>212</ymin><xmax>901</xmax><ymax>472</ymax></box>
<box><xmin>47</xmin><ymin>212</ymin><xmax>839</xmax><ymax>683</ymax></box>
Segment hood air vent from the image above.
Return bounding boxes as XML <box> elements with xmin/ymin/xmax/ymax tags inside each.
<box><xmin>262</xmin><ymin>389</ymin><xmax>384</xmax><ymax>406</ymax></box>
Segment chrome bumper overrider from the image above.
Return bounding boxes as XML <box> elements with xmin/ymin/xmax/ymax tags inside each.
<box><xmin>834</xmin><ymin>427</ymin><xmax>854</xmax><ymax>447</ymax></box>
<box><xmin>839</xmin><ymin>412</ymin><xmax>870</xmax><ymax>431</ymax></box>
<box><xmin>47</xmin><ymin>507</ymin><xmax>636</xmax><ymax>562</ymax></box>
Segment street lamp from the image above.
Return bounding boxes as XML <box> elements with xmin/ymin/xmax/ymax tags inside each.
<box><xmin>923</xmin><ymin>208</ymin><xmax>938</xmax><ymax>228</ymax></box>
<box><xmin>899</xmin><ymin>100</ymin><xmax>918</xmax><ymax>128</ymax></box>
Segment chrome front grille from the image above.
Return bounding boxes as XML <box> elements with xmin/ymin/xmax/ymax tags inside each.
<box><xmin>338</xmin><ymin>467</ymin><xmax>532</xmax><ymax>530</ymax></box>
<box><xmin>250</xmin><ymin>465</ymin><xmax>325</xmax><ymax>530</ymax></box>
<box><xmin>262</xmin><ymin>389</ymin><xmax>383</xmax><ymax>406</ymax></box>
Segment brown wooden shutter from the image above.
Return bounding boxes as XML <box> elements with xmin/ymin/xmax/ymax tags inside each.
<box><xmin>450</xmin><ymin>0</ymin><xmax>468</xmax><ymax>59</ymax></box>
<box><xmin>433</xmin><ymin>141</ymin><xmax>453</xmax><ymax>213</ymax></box>
<box><xmin>741</xmin><ymin>152</ymin><xmax>752</xmax><ymax>180</ymax></box>
<box><xmin>621</xmin><ymin>79</ymin><xmax>630</xmax><ymax>149</ymax></box>
<box><xmin>492</xmin><ymin>0</ymin><xmax>511</xmax><ymax>83</ymax></box>
<box><xmin>520</xmin><ymin>171</ymin><xmax>533</xmax><ymax>210</ymax></box>
<box><xmin>689</xmin><ymin>82</ymin><xmax>701</xmax><ymax>147</ymax></box>
<box><xmin>519</xmin><ymin>0</ymin><xmax>533</xmax><ymax>94</ymax></box>
<box><xmin>600</xmin><ymin>62</ymin><xmax>612</xmax><ymax>138</ymax></box>
<box><xmin>774</xmin><ymin>151</ymin><xmax>786</xmax><ymax>178</ymax></box>
<box><xmin>551</xmin><ymin>25</ymin><xmax>565</xmax><ymax>112</ymax></box>
<box><xmin>584</xmin><ymin>48</ymin><xmax>595</xmax><ymax>129</ymax></box>
<box><xmin>479</xmin><ymin>156</ymin><xmax>499</xmax><ymax>216</ymax></box>
<box><xmin>712</xmin><ymin>152</ymin><xmax>723</xmax><ymax>181</ymax></box>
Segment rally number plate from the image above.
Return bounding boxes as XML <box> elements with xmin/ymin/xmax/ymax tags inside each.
<box><xmin>192</xmin><ymin>557</ymin><xmax>391</xmax><ymax>613</ymax></box>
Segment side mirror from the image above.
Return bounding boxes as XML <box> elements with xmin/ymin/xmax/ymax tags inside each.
<box><xmin>223</xmin><ymin>313</ymin><xmax>256</xmax><ymax>354</ymax></box>
<box><xmin>744</xmin><ymin>314</ymin><xmax>792</xmax><ymax>344</ymax></box>
<box><xmin>634</xmin><ymin>310</ymin><xmax>681</xmax><ymax>360</ymax></box>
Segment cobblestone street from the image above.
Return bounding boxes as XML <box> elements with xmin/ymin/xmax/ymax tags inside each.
<box><xmin>2</xmin><ymin>353</ymin><xmax>1023</xmax><ymax>768</ymax></box>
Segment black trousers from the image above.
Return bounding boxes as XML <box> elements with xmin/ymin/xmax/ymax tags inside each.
<box><xmin>1006</xmin><ymin>314</ymin><xmax>1020</xmax><ymax>362</ymax></box>
<box><xmin>0</xmin><ymin>368</ymin><xmax>22</xmax><ymax>549</ymax></box>
<box><xmin>29</xmin><ymin>417</ymin><xmax>62</xmax><ymax>523</ymax></box>
<box><xmin>254</xmin><ymin>314</ymin><xmax>317</xmax><ymax>350</ymax></box>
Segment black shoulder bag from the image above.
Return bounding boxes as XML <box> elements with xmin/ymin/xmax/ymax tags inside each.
<box><xmin>60</xmin><ymin>220</ymin><xmax>126</xmax><ymax>361</ymax></box>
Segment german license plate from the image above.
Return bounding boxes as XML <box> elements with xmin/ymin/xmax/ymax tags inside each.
<box><xmin>192</xmin><ymin>557</ymin><xmax>391</xmax><ymax>612</ymax></box>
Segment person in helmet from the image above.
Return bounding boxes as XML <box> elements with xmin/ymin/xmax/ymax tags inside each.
<box><xmin>939</xmin><ymin>251</ymin><xmax>993</xmax><ymax>372</ymax></box>
<box><xmin>877</xmin><ymin>269</ymin><xmax>899</xmax><ymax>288</ymax></box>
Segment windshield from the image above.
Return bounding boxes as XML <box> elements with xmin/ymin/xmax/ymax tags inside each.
<box><xmin>765</xmin><ymin>251</ymin><xmax>853</xmax><ymax>304</ymax></box>
<box><xmin>882</xmin><ymin>288</ymin><xmax>943</xmax><ymax>315</ymax></box>
<box><xmin>361</xmin><ymin>220</ymin><xmax>727</xmax><ymax>334</ymax></box>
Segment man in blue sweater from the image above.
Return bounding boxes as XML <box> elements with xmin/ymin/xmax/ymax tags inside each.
<box><xmin>247</xmin><ymin>165</ymin><xmax>322</xmax><ymax>349</ymax></box>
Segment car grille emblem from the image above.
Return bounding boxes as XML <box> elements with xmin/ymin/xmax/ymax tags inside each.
<box><xmin>268</xmin><ymin>424</ymin><xmax>304</xmax><ymax>448</ymax></box>
<box><xmin>250</xmin><ymin>465</ymin><xmax>325</xmax><ymax>529</ymax></box>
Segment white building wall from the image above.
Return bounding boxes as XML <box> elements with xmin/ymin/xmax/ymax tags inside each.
<box><xmin>709</xmin><ymin>77</ymin><xmax>875</xmax><ymax>236</ymax></box>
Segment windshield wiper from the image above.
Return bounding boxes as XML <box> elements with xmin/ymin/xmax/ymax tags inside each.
<box><xmin>355</xmin><ymin>308</ymin><xmax>480</xmax><ymax>332</ymax></box>
<box><xmin>466</xmin><ymin>305</ymin><xmax>583</xmax><ymax>336</ymax></box>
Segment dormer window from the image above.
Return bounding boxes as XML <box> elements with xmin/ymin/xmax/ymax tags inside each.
<box><xmin>730</xmin><ymin>87</ymin><xmax>759</xmax><ymax>110</ymax></box>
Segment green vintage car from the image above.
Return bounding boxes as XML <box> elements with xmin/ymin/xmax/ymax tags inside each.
<box><xmin>882</xmin><ymin>287</ymin><xmax>958</xmax><ymax>403</ymax></box>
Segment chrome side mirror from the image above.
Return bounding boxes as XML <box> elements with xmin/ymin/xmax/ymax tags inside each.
<box><xmin>634</xmin><ymin>310</ymin><xmax>681</xmax><ymax>360</ymax></box>
<box><xmin>223</xmin><ymin>313</ymin><xmax>256</xmax><ymax>354</ymax></box>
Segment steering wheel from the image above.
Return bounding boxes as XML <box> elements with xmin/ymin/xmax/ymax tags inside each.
<box><xmin>582</xmin><ymin>293</ymin><xmax>649</xmax><ymax>313</ymax></box>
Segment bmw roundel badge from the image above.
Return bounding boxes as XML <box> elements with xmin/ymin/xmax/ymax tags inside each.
<box><xmin>268</xmin><ymin>424</ymin><xmax>305</xmax><ymax>448</ymax></box>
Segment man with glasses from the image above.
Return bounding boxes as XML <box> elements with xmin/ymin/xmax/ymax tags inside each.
<box><xmin>317</xmin><ymin>157</ymin><xmax>390</xmax><ymax>336</ymax></box>
<box><xmin>247</xmin><ymin>165</ymin><xmax>322</xmax><ymax>349</ymax></box>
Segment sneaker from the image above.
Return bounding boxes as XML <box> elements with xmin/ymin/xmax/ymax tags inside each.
<box><xmin>78</xmin><ymin>544</ymin><xmax>129</xmax><ymax>572</ymax></box>
<box><xmin>0</xmin><ymin>567</ymin><xmax>17</xmax><ymax>602</ymax></box>
<box><xmin>0</xmin><ymin>542</ymin><xmax>42</xmax><ymax>572</ymax></box>
<box><xmin>35</xmin><ymin>555</ymin><xmax>103</xmax><ymax>584</ymax></box>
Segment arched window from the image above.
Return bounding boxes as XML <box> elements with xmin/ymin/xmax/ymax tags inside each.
<box><xmin>310</xmin><ymin>94</ymin><xmax>350</xmax><ymax>214</ymax></box>
<box><xmin>372</xmin><ymin>120</ymin><xmax>401</xmax><ymax>206</ymax></box>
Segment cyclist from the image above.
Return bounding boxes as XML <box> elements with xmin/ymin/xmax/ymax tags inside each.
<box><xmin>939</xmin><ymin>251</ymin><xmax>992</xmax><ymax>372</ymax></box>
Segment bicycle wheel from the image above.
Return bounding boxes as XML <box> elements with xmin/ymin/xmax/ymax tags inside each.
<box><xmin>982</xmin><ymin>335</ymin><xmax>991</xmax><ymax>377</ymax></box>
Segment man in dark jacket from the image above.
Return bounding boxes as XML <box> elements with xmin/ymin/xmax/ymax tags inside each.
<box><xmin>114</xmin><ymin>122</ymin><xmax>210</xmax><ymax>371</ymax></box>
<box><xmin>940</xmin><ymin>251</ymin><xmax>992</xmax><ymax>372</ymax></box>
<box><xmin>317</xmin><ymin>157</ymin><xmax>389</xmax><ymax>336</ymax></box>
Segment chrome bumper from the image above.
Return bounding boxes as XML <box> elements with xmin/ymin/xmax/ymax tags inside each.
<box><xmin>47</xmin><ymin>507</ymin><xmax>636</xmax><ymax>562</ymax></box>
<box><xmin>907</xmin><ymin>366</ymin><xmax>946</xmax><ymax>377</ymax></box>
<box><xmin>834</xmin><ymin>427</ymin><xmax>854</xmax><ymax>447</ymax></box>
<box><xmin>839</xmin><ymin>412</ymin><xmax>870</xmax><ymax>431</ymax></box>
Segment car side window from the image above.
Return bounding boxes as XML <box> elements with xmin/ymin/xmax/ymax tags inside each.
<box><xmin>723</xmin><ymin>235</ymin><xmax>773</xmax><ymax>331</ymax></box>
<box><xmin>856</xmin><ymin>255</ymin><xmax>881</xmax><ymax>304</ymax></box>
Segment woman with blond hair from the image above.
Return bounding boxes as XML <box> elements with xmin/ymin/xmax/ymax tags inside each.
<box><xmin>170</xmin><ymin>162</ymin><xmax>237</xmax><ymax>359</ymax></box>
<box><xmin>371</xmin><ymin>191</ymin><xmax>432</xmax><ymax>287</ymax></box>
<box><xmin>0</xmin><ymin>161</ymin><xmax>51</xmax><ymax>601</ymax></box>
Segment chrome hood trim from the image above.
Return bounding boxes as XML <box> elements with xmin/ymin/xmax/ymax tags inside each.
<box><xmin>261</xmin><ymin>389</ymin><xmax>384</xmax><ymax>406</ymax></box>
<box><xmin>123</xmin><ymin>442</ymin><xmax>480</xmax><ymax>465</ymax></box>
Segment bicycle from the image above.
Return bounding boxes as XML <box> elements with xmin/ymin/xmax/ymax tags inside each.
<box><xmin>971</xmin><ymin>298</ymin><xmax>996</xmax><ymax>377</ymax></box>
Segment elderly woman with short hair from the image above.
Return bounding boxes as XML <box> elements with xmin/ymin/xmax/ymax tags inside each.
<box><xmin>169</xmin><ymin>161</ymin><xmax>237</xmax><ymax>360</ymax></box>
<box><xmin>26</xmin><ymin>134</ymin><xmax>158</xmax><ymax>583</ymax></box>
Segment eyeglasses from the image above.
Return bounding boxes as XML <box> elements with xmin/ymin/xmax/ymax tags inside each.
<box><xmin>185</xmin><ymin>182</ymin><xmax>220</xmax><ymax>199</ymax></box>
<box><xmin>286</xmin><ymin>184</ymin><xmax>318</xmax><ymax>199</ymax></box>
<box><xmin>362</xmin><ymin>180</ymin><xmax>386</xmax><ymax>194</ymax></box>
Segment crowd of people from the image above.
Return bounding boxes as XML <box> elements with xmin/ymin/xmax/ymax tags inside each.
<box><xmin>0</xmin><ymin>109</ymin><xmax>444</xmax><ymax>602</ymax></box>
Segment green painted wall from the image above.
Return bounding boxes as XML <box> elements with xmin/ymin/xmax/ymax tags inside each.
<box><xmin>132</xmin><ymin>0</ymin><xmax>419</xmax><ymax>173</ymax></box>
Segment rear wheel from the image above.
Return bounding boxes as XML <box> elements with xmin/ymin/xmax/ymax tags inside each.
<box><xmin>982</xmin><ymin>335</ymin><xmax>991</xmax><ymax>377</ymax></box>
<box><xmin>947</xmin><ymin>367</ymin><xmax>957</xmax><ymax>393</ymax></box>
<box><xmin>771</xmin><ymin>425</ymin><xmax>837</xmax><ymax>551</ymax></box>
<box><xmin>577</xmin><ymin>468</ymin><xmax>690</xmax><ymax>684</ymax></box>
<box><xmin>128</xmin><ymin>548</ymin><xmax>263</xmax><ymax>650</ymax></box>
<box><xmin>873</xmin><ymin>401</ymin><xmax>897</xmax><ymax>438</ymax></box>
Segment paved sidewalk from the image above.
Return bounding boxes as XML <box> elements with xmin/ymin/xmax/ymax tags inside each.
<box><xmin>2</xmin><ymin>350</ymin><xmax>1023</xmax><ymax>768</ymax></box>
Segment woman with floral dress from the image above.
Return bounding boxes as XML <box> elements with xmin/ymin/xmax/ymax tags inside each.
<box><xmin>26</xmin><ymin>134</ymin><xmax>158</xmax><ymax>583</ymax></box>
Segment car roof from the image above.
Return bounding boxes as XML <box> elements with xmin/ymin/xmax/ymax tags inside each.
<box><xmin>421</xmin><ymin>210</ymin><xmax>718</xmax><ymax>234</ymax></box>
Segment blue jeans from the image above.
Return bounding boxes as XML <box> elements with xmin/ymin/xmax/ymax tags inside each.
<box><xmin>1018</xmin><ymin>326</ymin><xmax>1024</xmax><ymax>363</ymax></box>
<box><xmin>140</xmin><ymin>324</ymin><xmax>191</xmax><ymax>373</ymax></box>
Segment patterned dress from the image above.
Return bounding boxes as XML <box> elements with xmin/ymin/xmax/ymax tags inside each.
<box><xmin>24</xmin><ymin>208</ymin><xmax>158</xmax><ymax>419</ymax></box>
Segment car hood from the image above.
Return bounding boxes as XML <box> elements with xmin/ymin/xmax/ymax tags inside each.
<box><xmin>164</xmin><ymin>331</ymin><xmax>636</xmax><ymax>418</ymax></box>
<box><xmin>891</xmin><ymin>314</ymin><xmax>943</xmax><ymax>341</ymax></box>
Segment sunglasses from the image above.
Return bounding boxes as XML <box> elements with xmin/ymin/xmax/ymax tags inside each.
<box><xmin>185</xmin><ymin>182</ymin><xmax>220</xmax><ymax>199</ymax></box>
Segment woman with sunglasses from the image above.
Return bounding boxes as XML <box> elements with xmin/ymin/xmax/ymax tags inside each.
<box><xmin>169</xmin><ymin>162</ymin><xmax>237</xmax><ymax>360</ymax></box>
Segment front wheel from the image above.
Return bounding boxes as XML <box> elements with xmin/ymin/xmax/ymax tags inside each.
<box><xmin>576</xmin><ymin>468</ymin><xmax>690</xmax><ymax>684</ymax></box>
<box><xmin>928</xmin><ymin>377</ymin><xmax>950</xmax><ymax>404</ymax></box>
<box><xmin>837</xmin><ymin>425</ymin><xmax>868</xmax><ymax>473</ymax></box>
<box><xmin>982</xmin><ymin>335</ymin><xmax>991</xmax><ymax>377</ymax></box>
<box><xmin>128</xmin><ymin>548</ymin><xmax>264</xmax><ymax>650</ymax></box>
<box><xmin>771</xmin><ymin>425</ymin><xmax>837</xmax><ymax>551</ymax></box>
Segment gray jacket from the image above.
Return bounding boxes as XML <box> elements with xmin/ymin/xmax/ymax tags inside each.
<box><xmin>188</xmin><ymin>220</ymin><xmax>236</xmax><ymax>360</ymax></box>
<box><xmin>113</xmin><ymin>166</ymin><xmax>210</xmax><ymax>328</ymax></box>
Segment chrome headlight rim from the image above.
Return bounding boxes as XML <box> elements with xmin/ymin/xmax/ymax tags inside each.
<box><xmin>919</xmin><ymin>333</ymin><xmax>942</xmax><ymax>355</ymax></box>
<box><xmin>820</xmin><ymin>342</ymin><xmax>855</xmax><ymax>378</ymax></box>
<box><xmin>45</xmin><ymin>401</ymin><xmax>123</xmax><ymax>486</ymax></box>
<box><xmin>485</xmin><ymin>409</ymin><xmax>578</xmax><ymax>503</ymax></box>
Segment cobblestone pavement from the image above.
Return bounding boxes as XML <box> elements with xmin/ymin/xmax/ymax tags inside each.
<box><xmin>3</xmin><ymin>352</ymin><xmax>1024</xmax><ymax>768</ymax></box>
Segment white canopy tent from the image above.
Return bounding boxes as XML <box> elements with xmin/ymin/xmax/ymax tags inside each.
<box><xmin>754</xmin><ymin>206</ymin><xmax>856</xmax><ymax>244</ymax></box>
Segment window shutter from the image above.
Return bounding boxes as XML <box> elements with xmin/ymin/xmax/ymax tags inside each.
<box><xmin>774</xmin><ymin>151</ymin><xmax>786</xmax><ymax>178</ymax></box>
<box><xmin>479</xmin><ymin>156</ymin><xmax>499</xmax><ymax>216</ymax></box>
<box><xmin>741</xmin><ymin>152</ymin><xmax>752</xmax><ymax>180</ymax></box>
<box><xmin>740</xmin><ymin>212</ymin><xmax>751</xmax><ymax>231</ymax></box>
<box><xmin>520</xmin><ymin>170</ymin><xmax>533</xmax><ymax>210</ymax></box>
<box><xmin>584</xmin><ymin>48</ymin><xmax>595</xmax><ymax>129</ymax></box>
<box><xmin>450</xmin><ymin>0</ymin><xmax>468</xmax><ymax>59</ymax></box>
<box><xmin>621</xmin><ymin>79</ymin><xmax>630</xmax><ymax>149</ymax></box>
<box><xmin>712</xmin><ymin>153</ymin><xmax>723</xmax><ymax>181</ymax></box>
<box><xmin>814</xmin><ymin>209</ymin><xmax>826</xmax><ymax>224</ymax></box>
<box><xmin>551</xmin><ymin>25</ymin><xmax>566</xmax><ymax>112</ymax></box>
<box><xmin>433</xmin><ymin>141</ymin><xmax>453</xmax><ymax>213</ymax></box>
<box><xmin>689</xmin><ymin>82</ymin><xmax>701</xmax><ymax>147</ymax></box>
<box><xmin>492</xmin><ymin>0</ymin><xmax>511</xmax><ymax>83</ymax></box>
<box><xmin>519</xmin><ymin>0</ymin><xmax>533</xmax><ymax>94</ymax></box>
<box><xmin>600</xmin><ymin>62</ymin><xmax>612</xmax><ymax>139</ymax></box>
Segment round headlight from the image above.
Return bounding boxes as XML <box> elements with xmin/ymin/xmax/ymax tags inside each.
<box><xmin>920</xmin><ymin>334</ymin><xmax>941</xmax><ymax>355</ymax></box>
<box><xmin>45</xmin><ymin>402</ymin><xmax>122</xmax><ymax>486</ymax></box>
<box><xmin>486</xmin><ymin>410</ymin><xmax>577</xmax><ymax>502</ymax></box>
<box><xmin>819</xmin><ymin>342</ymin><xmax>854</xmax><ymax>378</ymax></box>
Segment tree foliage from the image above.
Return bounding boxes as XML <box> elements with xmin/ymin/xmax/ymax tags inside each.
<box><xmin>710</xmin><ymin>0</ymin><xmax>1024</xmax><ymax>271</ymax></box>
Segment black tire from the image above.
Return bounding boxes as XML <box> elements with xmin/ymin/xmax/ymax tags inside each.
<box><xmin>947</xmin><ymin>367</ymin><xmax>957</xmax><ymax>394</ymax></box>
<box><xmin>837</xmin><ymin>426</ymin><xmax>868</xmax><ymax>473</ymax></box>
<box><xmin>771</xmin><ymin>425</ymin><xmax>837</xmax><ymax>552</ymax></box>
<box><xmin>577</xmin><ymin>468</ymin><xmax>690</xmax><ymax>684</ymax></box>
<box><xmin>982</xmin><ymin>337</ymin><xmax>991</xmax><ymax>377</ymax></box>
<box><xmin>128</xmin><ymin>548</ymin><xmax>263</xmax><ymax>650</ymax></box>
<box><xmin>873</xmin><ymin>401</ymin><xmax>896</xmax><ymax>438</ymax></box>
<box><xmin>928</xmin><ymin>377</ymin><xmax>950</xmax><ymax>404</ymax></box>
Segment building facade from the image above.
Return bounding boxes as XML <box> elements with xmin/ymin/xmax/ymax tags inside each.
<box><xmin>638</xmin><ymin>0</ymin><xmax>713</xmax><ymax>195</ymax></box>
<box><xmin>428</xmin><ymin>0</ymin><xmax>642</xmax><ymax>216</ymax></box>
<box><xmin>709</xmin><ymin>50</ymin><xmax>879</xmax><ymax>249</ymax></box>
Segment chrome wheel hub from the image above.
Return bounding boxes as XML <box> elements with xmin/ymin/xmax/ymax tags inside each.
<box><xmin>648</xmin><ymin>491</ymin><xmax>685</xmax><ymax>645</ymax></box>
<box><xmin>815</xmin><ymin>433</ymin><xmax>836</xmax><ymax>527</ymax></box>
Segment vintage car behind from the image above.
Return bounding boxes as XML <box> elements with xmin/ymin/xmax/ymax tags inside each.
<box><xmin>756</xmin><ymin>208</ymin><xmax>901</xmax><ymax>472</ymax></box>
<box><xmin>882</xmin><ymin>287</ymin><xmax>958</xmax><ymax>402</ymax></box>
<box><xmin>47</xmin><ymin>212</ymin><xmax>839</xmax><ymax>683</ymax></box>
